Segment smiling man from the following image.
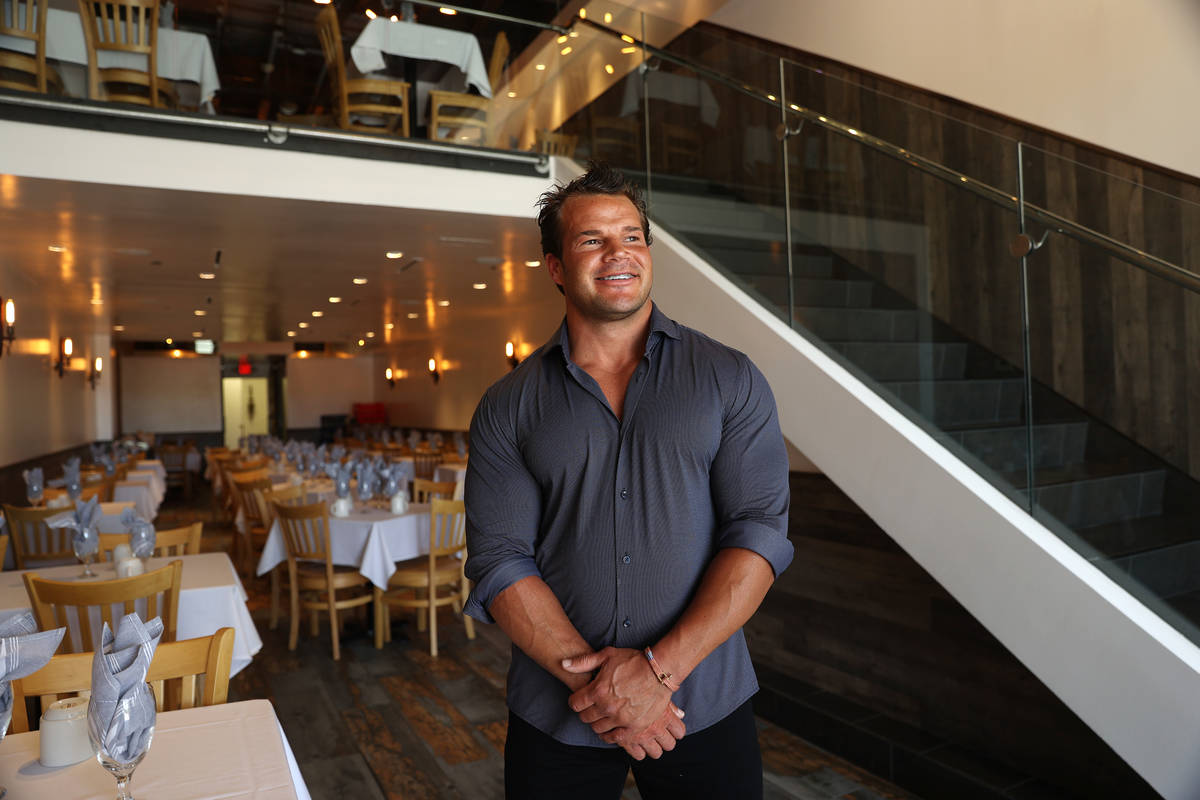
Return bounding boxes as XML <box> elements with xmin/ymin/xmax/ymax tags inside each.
<box><xmin>464</xmin><ymin>162</ymin><xmax>793</xmax><ymax>799</ymax></box>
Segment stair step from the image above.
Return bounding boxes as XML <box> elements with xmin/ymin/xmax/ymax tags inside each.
<box><xmin>945</xmin><ymin>421</ymin><xmax>1090</xmax><ymax>474</ymax></box>
<box><xmin>830</xmin><ymin>341</ymin><xmax>969</xmax><ymax>381</ymax></box>
<box><xmin>793</xmin><ymin>278</ymin><xmax>875</xmax><ymax>308</ymax></box>
<box><xmin>796</xmin><ymin>307</ymin><xmax>919</xmax><ymax>342</ymax></box>
<box><xmin>882</xmin><ymin>379</ymin><xmax>1026</xmax><ymax>428</ymax></box>
<box><xmin>1032</xmin><ymin>469</ymin><xmax>1166</xmax><ymax>529</ymax></box>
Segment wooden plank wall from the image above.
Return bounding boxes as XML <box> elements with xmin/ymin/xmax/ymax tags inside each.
<box><xmin>574</xmin><ymin>22</ymin><xmax>1200</xmax><ymax>480</ymax></box>
<box><xmin>748</xmin><ymin>472</ymin><xmax>1156</xmax><ymax>797</ymax></box>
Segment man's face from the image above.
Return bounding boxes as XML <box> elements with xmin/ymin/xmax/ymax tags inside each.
<box><xmin>547</xmin><ymin>194</ymin><xmax>652</xmax><ymax>323</ymax></box>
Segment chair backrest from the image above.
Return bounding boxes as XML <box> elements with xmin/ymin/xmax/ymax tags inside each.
<box><xmin>2</xmin><ymin>504</ymin><xmax>73</xmax><ymax>569</ymax></box>
<box><xmin>315</xmin><ymin>6</ymin><xmax>351</xmax><ymax>129</ymax></box>
<box><xmin>428</xmin><ymin>90</ymin><xmax>488</xmax><ymax>144</ymax></box>
<box><xmin>98</xmin><ymin>522</ymin><xmax>201</xmax><ymax>560</ymax></box>
<box><xmin>23</xmin><ymin>560</ymin><xmax>182</xmax><ymax>654</ymax></box>
<box><xmin>413</xmin><ymin>479</ymin><xmax>456</xmax><ymax>503</ymax></box>
<box><xmin>76</xmin><ymin>0</ymin><xmax>163</xmax><ymax>103</ymax></box>
<box><xmin>487</xmin><ymin>30</ymin><xmax>509</xmax><ymax>92</ymax></box>
<box><xmin>159</xmin><ymin>445</ymin><xmax>186</xmax><ymax>470</ymax></box>
<box><xmin>231</xmin><ymin>473</ymin><xmax>272</xmax><ymax>525</ymax></box>
<box><xmin>429</xmin><ymin>498</ymin><xmax>466</xmax><ymax>557</ymax></box>
<box><xmin>412</xmin><ymin>452</ymin><xmax>442</xmax><ymax>480</ymax></box>
<box><xmin>0</xmin><ymin>534</ymin><xmax>8</xmax><ymax>570</ymax></box>
<box><xmin>255</xmin><ymin>485</ymin><xmax>302</xmax><ymax>526</ymax></box>
<box><xmin>10</xmin><ymin>627</ymin><xmax>234</xmax><ymax>733</ymax></box>
<box><xmin>273</xmin><ymin>501</ymin><xmax>332</xmax><ymax>564</ymax></box>
<box><xmin>536</xmin><ymin>129</ymin><xmax>578</xmax><ymax>157</ymax></box>
<box><xmin>0</xmin><ymin>0</ymin><xmax>49</xmax><ymax>93</ymax></box>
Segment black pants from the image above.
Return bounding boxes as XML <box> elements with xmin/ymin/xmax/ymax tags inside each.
<box><xmin>504</xmin><ymin>700</ymin><xmax>762</xmax><ymax>800</ymax></box>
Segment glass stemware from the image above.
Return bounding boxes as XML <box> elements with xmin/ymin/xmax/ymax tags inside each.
<box><xmin>74</xmin><ymin>528</ymin><xmax>100</xmax><ymax>579</ymax></box>
<box><xmin>89</xmin><ymin>684</ymin><xmax>156</xmax><ymax>800</ymax></box>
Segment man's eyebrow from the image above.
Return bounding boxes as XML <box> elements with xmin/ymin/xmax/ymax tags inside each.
<box><xmin>573</xmin><ymin>226</ymin><xmax>642</xmax><ymax>238</ymax></box>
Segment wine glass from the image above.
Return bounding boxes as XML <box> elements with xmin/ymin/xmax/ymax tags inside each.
<box><xmin>89</xmin><ymin>683</ymin><xmax>156</xmax><ymax>800</ymax></box>
<box><xmin>74</xmin><ymin>527</ymin><xmax>100</xmax><ymax>578</ymax></box>
<box><xmin>0</xmin><ymin>681</ymin><xmax>12</xmax><ymax>799</ymax></box>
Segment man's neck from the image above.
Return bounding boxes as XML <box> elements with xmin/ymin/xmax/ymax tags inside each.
<box><xmin>564</xmin><ymin>302</ymin><xmax>653</xmax><ymax>371</ymax></box>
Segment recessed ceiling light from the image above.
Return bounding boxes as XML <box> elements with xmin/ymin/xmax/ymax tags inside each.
<box><xmin>364</xmin><ymin>8</ymin><xmax>375</xmax><ymax>18</ymax></box>
<box><xmin>366</xmin><ymin>331</ymin><xmax>376</xmax><ymax>338</ymax></box>
<box><xmin>90</xmin><ymin>298</ymin><xmax>103</xmax><ymax>306</ymax></box>
<box><xmin>298</xmin><ymin>322</ymin><xmax>309</xmax><ymax>329</ymax></box>
<box><xmin>437</xmin><ymin>300</ymin><xmax>450</xmax><ymax>307</ymax></box>
<box><xmin>557</xmin><ymin>34</ymin><xmax>568</xmax><ymax>44</ymax></box>
<box><xmin>352</xmin><ymin>277</ymin><xmax>368</xmax><ymax>285</ymax></box>
<box><xmin>113</xmin><ymin>325</ymin><xmax>125</xmax><ymax>332</ymax></box>
<box><xmin>357</xmin><ymin>339</ymin><xmax>365</xmax><ymax>346</ymax></box>
<box><xmin>605</xmin><ymin>64</ymin><xmax>614</xmax><ymax>74</ymax></box>
<box><xmin>328</xmin><ymin>296</ymin><xmax>341</xmax><ymax>303</ymax></box>
<box><xmin>199</xmin><ymin>272</ymin><xmax>215</xmax><ymax>280</ymax></box>
<box><xmin>604</xmin><ymin>11</ymin><xmax>612</xmax><ymax>22</ymax></box>
<box><xmin>439</xmin><ymin>6</ymin><xmax>455</xmax><ymax>14</ymax></box>
<box><xmin>311</xmin><ymin>310</ymin><xmax>323</xmax><ymax>317</ymax></box>
<box><xmin>390</xmin><ymin>14</ymin><xmax>397</xmax><ymax>21</ymax></box>
<box><xmin>473</xmin><ymin>282</ymin><xmax>487</xmax><ymax>290</ymax></box>
<box><xmin>507</xmin><ymin>91</ymin><xmax>516</xmax><ymax>98</ymax></box>
<box><xmin>525</xmin><ymin>260</ymin><xmax>541</xmax><ymax>267</ymax></box>
<box><xmin>560</xmin><ymin>46</ymin><xmax>572</xmax><ymax>56</ymax></box>
<box><xmin>194</xmin><ymin>309</ymin><xmax>206</xmax><ymax>316</ymax></box>
<box><xmin>535</xmin><ymin>63</ymin><xmax>546</xmax><ymax>71</ymax></box>
<box><xmin>165</xmin><ymin>337</ymin><xmax>173</xmax><ymax>345</ymax></box>
<box><xmin>47</xmin><ymin>245</ymin><xmax>66</xmax><ymax>252</ymax></box>
<box><xmin>385</xmin><ymin>251</ymin><xmax>403</xmax><ymax>259</ymax></box>
<box><xmin>621</xmin><ymin>34</ymin><xmax>635</xmax><ymax>43</ymax></box>
<box><xmin>287</xmin><ymin>330</ymin><xmax>296</xmax><ymax>337</ymax></box>
<box><xmin>407</xmin><ymin>312</ymin><xmax>418</xmax><ymax>319</ymax></box>
<box><xmin>192</xmin><ymin>331</ymin><xmax>203</xmax><ymax>337</ymax></box>
<box><xmin>621</xmin><ymin>46</ymin><xmax>637</xmax><ymax>54</ymax></box>
<box><xmin>384</xmin><ymin>323</ymin><xmax>394</xmax><ymax>330</ymax></box>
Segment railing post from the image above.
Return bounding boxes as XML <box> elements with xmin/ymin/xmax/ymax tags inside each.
<box><xmin>1016</xmin><ymin>141</ymin><xmax>1036</xmax><ymax>515</ymax></box>
<box><xmin>779</xmin><ymin>59</ymin><xmax>795</xmax><ymax>328</ymax></box>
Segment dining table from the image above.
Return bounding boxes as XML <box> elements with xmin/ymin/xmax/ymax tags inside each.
<box><xmin>257</xmin><ymin>502</ymin><xmax>432</xmax><ymax>590</ymax></box>
<box><xmin>0</xmin><ymin>699</ymin><xmax>311</xmax><ymax>800</ymax></box>
<box><xmin>0</xmin><ymin>1</ymin><xmax>221</xmax><ymax>111</ymax></box>
<box><xmin>620</xmin><ymin>70</ymin><xmax>721</xmax><ymax>127</ymax></box>
<box><xmin>0</xmin><ymin>552</ymin><xmax>262</xmax><ymax>675</ymax></box>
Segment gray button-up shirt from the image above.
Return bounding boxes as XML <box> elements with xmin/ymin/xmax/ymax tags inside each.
<box><xmin>464</xmin><ymin>304</ymin><xmax>792</xmax><ymax>746</ymax></box>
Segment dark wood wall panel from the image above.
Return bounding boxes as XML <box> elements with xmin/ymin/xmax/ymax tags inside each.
<box><xmin>749</xmin><ymin>473</ymin><xmax>1158</xmax><ymax>798</ymax></box>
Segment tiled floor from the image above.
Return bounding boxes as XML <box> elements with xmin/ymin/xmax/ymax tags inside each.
<box><xmin>166</xmin><ymin>487</ymin><xmax>920</xmax><ymax>800</ymax></box>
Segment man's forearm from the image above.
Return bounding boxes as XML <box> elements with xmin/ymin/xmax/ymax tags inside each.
<box><xmin>651</xmin><ymin>547</ymin><xmax>775</xmax><ymax>687</ymax></box>
<box><xmin>489</xmin><ymin>575</ymin><xmax>595</xmax><ymax>691</ymax></box>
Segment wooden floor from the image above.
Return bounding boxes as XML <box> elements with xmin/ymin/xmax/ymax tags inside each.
<box><xmin>164</xmin><ymin>488</ymin><xmax>921</xmax><ymax>800</ymax></box>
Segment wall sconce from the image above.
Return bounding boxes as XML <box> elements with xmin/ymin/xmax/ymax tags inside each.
<box><xmin>385</xmin><ymin>367</ymin><xmax>395</xmax><ymax>388</ymax></box>
<box><xmin>88</xmin><ymin>356</ymin><xmax>103</xmax><ymax>389</ymax></box>
<box><xmin>428</xmin><ymin>357</ymin><xmax>440</xmax><ymax>385</ymax></box>
<box><xmin>0</xmin><ymin>297</ymin><xmax>14</xmax><ymax>358</ymax></box>
<box><xmin>55</xmin><ymin>337</ymin><xmax>73</xmax><ymax>378</ymax></box>
<box><xmin>505</xmin><ymin>341</ymin><xmax>519</xmax><ymax>370</ymax></box>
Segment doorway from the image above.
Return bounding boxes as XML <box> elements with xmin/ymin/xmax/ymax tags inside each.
<box><xmin>221</xmin><ymin>377</ymin><xmax>269</xmax><ymax>450</ymax></box>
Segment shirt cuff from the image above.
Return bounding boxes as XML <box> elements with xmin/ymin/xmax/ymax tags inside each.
<box><xmin>717</xmin><ymin>519</ymin><xmax>794</xmax><ymax>578</ymax></box>
<box><xmin>464</xmin><ymin>556</ymin><xmax>542</xmax><ymax>624</ymax></box>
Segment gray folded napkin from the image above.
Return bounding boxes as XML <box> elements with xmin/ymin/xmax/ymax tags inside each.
<box><xmin>62</xmin><ymin>458</ymin><xmax>82</xmax><ymax>501</ymax></box>
<box><xmin>407</xmin><ymin>431</ymin><xmax>421</xmax><ymax>448</ymax></box>
<box><xmin>333</xmin><ymin>463</ymin><xmax>353</xmax><ymax>499</ymax></box>
<box><xmin>380</xmin><ymin>466</ymin><xmax>401</xmax><ymax>499</ymax></box>
<box><xmin>46</xmin><ymin>497</ymin><xmax>101</xmax><ymax>560</ymax></box>
<box><xmin>97</xmin><ymin>453</ymin><xmax>116</xmax><ymax>475</ymax></box>
<box><xmin>456</xmin><ymin>441</ymin><xmax>467</xmax><ymax>458</ymax></box>
<box><xmin>119</xmin><ymin>508</ymin><xmax>156</xmax><ymax>558</ymax></box>
<box><xmin>0</xmin><ymin>612</ymin><xmax>67</xmax><ymax>724</ymax></box>
<box><xmin>22</xmin><ymin>467</ymin><xmax>44</xmax><ymax>504</ymax></box>
<box><xmin>330</xmin><ymin>445</ymin><xmax>346</xmax><ymax>462</ymax></box>
<box><xmin>88</xmin><ymin>614</ymin><xmax>162</xmax><ymax>764</ymax></box>
<box><xmin>393</xmin><ymin>460</ymin><xmax>414</xmax><ymax>484</ymax></box>
<box><xmin>356</xmin><ymin>463</ymin><xmax>376</xmax><ymax>502</ymax></box>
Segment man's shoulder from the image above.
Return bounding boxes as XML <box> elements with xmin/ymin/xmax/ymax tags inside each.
<box><xmin>479</xmin><ymin>341</ymin><xmax>554</xmax><ymax>409</ymax></box>
<box><xmin>668</xmin><ymin>317</ymin><xmax>754</xmax><ymax>374</ymax></box>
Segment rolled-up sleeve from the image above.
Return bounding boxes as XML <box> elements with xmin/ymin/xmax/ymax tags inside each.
<box><xmin>463</xmin><ymin>388</ymin><xmax>543</xmax><ymax>623</ymax></box>
<box><xmin>710</xmin><ymin>354</ymin><xmax>793</xmax><ymax>577</ymax></box>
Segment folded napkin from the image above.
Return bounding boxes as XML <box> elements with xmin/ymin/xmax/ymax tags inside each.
<box><xmin>22</xmin><ymin>467</ymin><xmax>44</xmax><ymax>504</ymax></box>
<box><xmin>407</xmin><ymin>430</ymin><xmax>421</xmax><ymax>448</ymax></box>
<box><xmin>431</xmin><ymin>432</ymin><xmax>444</xmax><ymax>448</ymax></box>
<box><xmin>356</xmin><ymin>462</ymin><xmax>376</xmax><ymax>502</ymax></box>
<box><xmin>333</xmin><ymin>463</ymin><xmax>353</xmax><ymax>499</ymax></box>
<box><xmin>97</xmin><ymin>453</ymin><xmax>116</xmax><ymax>475</ymax></box>
<box><xmin>119</xmin><ymin>508</ymin><xmax>156</xmax><ymax>559</ymax></box>
<box><xmin>46</xmin><ymin>497</ymin><xmax>101</xmax><ymax>560</ymax></box>
<box><xmin>87</xmin><ymin>614</ymin><xmax>162</xmax><ymax>764</ymax></box>
<box><xmin>330</xmin><ymin>445</ymin><xmax>346</xmax><ymax>462</ymax></box>
<box><xmin>456</xmin><ymin>441</ymin><xmax>467</xmax><ymax>458</ymax></box>
<box><xmin>0</xmin><ymin>612</ymin><xmax>67</xmax><ymax>725</ymax></box>
<box><xmin>62</xmin><ymin>458</ymin><xmax>82</xmax><ymax>502</ymax></box>
<box><xmin>392</xmin><ymin>460</ymin><xmax>414</xmax><ymax>485</ymax></box>
<box><xmin>379</xmin><ymin>465</ymin><xmax>402</xmax><ymax>499</ymax></box>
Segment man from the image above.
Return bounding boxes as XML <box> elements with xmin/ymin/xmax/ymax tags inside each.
<box><xmin>464</xmin><ymin>162</ymin><xmax>792</xmax><ymax>799</ymax></box>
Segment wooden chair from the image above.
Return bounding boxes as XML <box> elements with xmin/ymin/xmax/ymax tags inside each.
<box><xmin>316</xmin><ymin>6</ymin><xmax>410</xmax><ymax>137</ymax></box>
<box><xmin>0</xmin><ymin>534</ymin><xmax>8</xmax><ymax>570</ymax></box>
<box><xmin>273</xmin><ymin>501</ymin><xmax>372</xmax><ymax>661</ymax></box>
<box><xmin>428</xmin><ymin>91</ymin><xmax>488</xmax><ymax>145</ymax></box>
<box><xmin>252</xmin><ymin>485</ymin><xmax>303</xmax><ymax>630</ymax></box>
<box><xmin>98</xmin><ymin>521</ymin><xmax>201</xmax><ymax>560</ymax></box>
<box><xmin>374</xmin><ymin>498</ymin><xmax>474</xmax><ymax>656</ymax></box>
<box><xmin>76</xmin><ymin>0</ymin><xmax>176</xmax><ymax>108</ymax></box>
<box><xmin>159</xmin><ymin>444</ymin><xmax>193</xmax><ymax>497</ymax></box>
<box><xmin>23</xmin><ymin>560</ymin><xmax>182</xmax><ymax>655</ymax></box>
<box><xmin>2</xmin><ymin>504</ymin><xmax>73</xmax><ymax>569</ymax></box>
<box><xmin>536</xmin><ymin>128</ymin><xmax>578</xmax><ymax>157</ymax></box>
<box><xmin>412</xmin><ymin>452</ymin><xmax>442</xmax><ymax>481</ymax></box>
<box><xmin>0</xmin><ymin>0</ymin><xmax>62</xmax><ymax>95</ymax></box>
<box><xmin>230</xmin><ymin>472</ymin><xmax>271</xmax><ymax>576</ymax></box>
<box><xmin>10</xmin><ymin>627</ymin><xmax>234</xmax><ymax>733</ymax></box>
<box><xmin>412</xmin><ymin>479</ymin><xmax>455</xmax><ymax>504</ymax></box>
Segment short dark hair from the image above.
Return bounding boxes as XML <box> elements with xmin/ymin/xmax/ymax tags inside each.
<box><xmin>535</xmin><ymin>161</ymin><xmax>652</xmax><ymax>261</ymax></box>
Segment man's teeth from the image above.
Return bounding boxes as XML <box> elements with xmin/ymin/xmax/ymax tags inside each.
<box><xmin>599</xmin><ymin>274</ymin><xmax>634</xmax><ymax>280</ymax></box>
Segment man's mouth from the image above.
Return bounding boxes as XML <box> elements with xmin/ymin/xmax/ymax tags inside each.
<box><xmin>597</xmin><ymin>273</ymin><xmax>636</xmax><ymax>281</ymax></box>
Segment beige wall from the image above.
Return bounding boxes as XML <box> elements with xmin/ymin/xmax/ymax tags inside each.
<box><xmin>285</xmin><ymin>356</ymin><xmax>378</xmax><ymax>430</ymax></box>
<box><xmin>119</xmin><ymin>356</ymin><xmax>222</xmax><ymax>434</ymax></box>
<box><xmin>709</xmin><ymin>0</ymin><xmax>1200</xmax><ymax>179</ymax></box>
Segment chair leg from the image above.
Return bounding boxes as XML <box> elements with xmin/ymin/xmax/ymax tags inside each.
<box><xmin>329</xmin><ymin>594</ymin><xmax>341</xmax><ymax>661</ymax></box>
<box><xmin>269</xmin><ymin>568</ymin><xmax>281</xmax><ymax>630</ymax></box>
<box><xmin>373</xmin><ymin>588</ymin><xmax>385</xmax><ymax>649</ymax></box>
<box><xmin>428</xmin><ymin>593</ymin><xmax>438</xmax><ymax>658</ymax></box>
<box><xmin>288</xmin><ymin>578</ymin><xmax>301</xmax><ymax>651</ymax></box>
<box><xmin>310</xmin><ymin>607</ymin><xmax>319</xmax><ymax>638</ymax></box>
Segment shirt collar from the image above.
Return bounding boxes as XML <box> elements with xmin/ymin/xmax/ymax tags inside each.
<box><xmin>547</xmin><ymin>303</ymin><xmax>680</xmax><ymax>364</ymax></box>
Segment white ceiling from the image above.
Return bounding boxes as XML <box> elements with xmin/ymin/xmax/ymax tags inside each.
<box><xmin>0</xmin><ymin>173</ymin><xmax>564</xmax><ymax>351</ymax></box>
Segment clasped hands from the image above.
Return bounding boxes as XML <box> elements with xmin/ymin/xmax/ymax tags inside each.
<box><xmin>562</xmin><ymin>646</ymin><xmax>686</xmax><ymax>760</ymax></box>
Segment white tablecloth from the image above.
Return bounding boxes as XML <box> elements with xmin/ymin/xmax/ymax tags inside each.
<box><xmin>433</xmin><ymin>464</ymin><xmax>466</xmax><ymax>500</ymax></box>
<box><xmin>138</xmin><ymin>458</ymin><xmax>169</xmax><ymax>484</ymax></box>
<box><xmin>114</xmin><ymin>480</ymin><xmax>159</xmax><ymax>521</ymax></box>
<box><xmin>258</xmin><ymin>503</ymin><xmax>431</xmax><ymax>589</ymax></box>
<box><xmin>0</xmin><ymin>552</ymin><xmax>262</xmax><ymax>675</ymax></box>
<box><xmin>0</xmin><ymin>699</ymin><xmax>309</xmax><ymax>800</ymax></box>
<box><xmin>126</xmin><ymin>468</ymin><xmax>166</xmax><ymax>505</ymax></box>
<box><xmin>97</xmin><ymin>500</ymin><xmax>136</xmax><ymax>532</ymax></box>
<box><xmin>0</xmin><ymin>3</ymin><xmax>220</xmax><ymax>107</ymax></box>
<box><xmin>350</xmin><ymin>18</ymin><xmax>490</xmax><ymax>97</ymax></box>
<box><xmin>620</xmin><ymin>71</ymin><xmax>720</xmax><ymax>126</ymax></box>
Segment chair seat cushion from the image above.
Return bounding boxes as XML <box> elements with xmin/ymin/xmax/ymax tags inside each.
<box><xmin>386</xmin><ymin>556</ymin><xmax>462</xmax><ymax>588</ymax></box>
<box><xmin>294</xmin><ymin>561</ymin><xmax>371</xmax><ymax>590</ymax></box>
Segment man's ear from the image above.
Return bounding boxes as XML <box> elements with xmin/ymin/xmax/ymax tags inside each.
<box><xmin>546</xmin><ymin>253</ymin><xmax>564</xmax><ymax>288</ymax></box>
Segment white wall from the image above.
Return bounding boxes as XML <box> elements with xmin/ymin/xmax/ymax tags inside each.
<box><xmin>709</xmin><ymin>0</ymin><xmax>1200</xmax><ymax>179</ymax></box>
<box><xmin>119</xmin><ymin>356</ymin><xmax>222</xmax><ymax>433</ymax></box>
<box><xmin>285</xmin><ymin>357</ymin><xmax>377</xmax><ymax>429</ymax></box>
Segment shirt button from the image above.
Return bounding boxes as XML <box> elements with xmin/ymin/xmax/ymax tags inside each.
<box><xmin>622</xmin><ymin>618</ymin><xmax>631</xmax><ymax>628</ymax></box>
<box><xmin>622</xmin><ymin>553</ymin><xmax>631</xmax><ymax>564</ymax></box>
<box><xmin>620</xmin><ymin>488</ymin><xmax>629</xmax><ymax>499</ymax></box>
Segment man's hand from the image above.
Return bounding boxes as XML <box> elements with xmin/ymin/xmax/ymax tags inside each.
<box><xmin>562</xmin><ymin>647</ymin><xmax>686</xmax><ymax>759</ymax></box>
